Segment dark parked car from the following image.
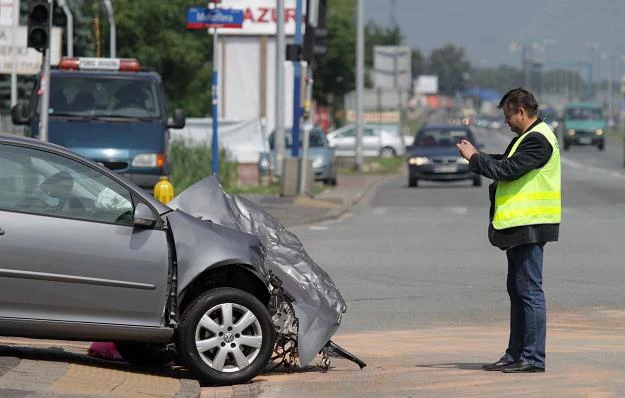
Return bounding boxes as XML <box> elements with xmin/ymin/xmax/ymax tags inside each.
<box><xmin>407</xmin><ymin>124</ymin><xmax>483</xmax><ymax>187</ymax></box>
<box><xmin>0</xmin><ymin>134</ymin><xmax>358</xmax><ymax>385</ymax></box>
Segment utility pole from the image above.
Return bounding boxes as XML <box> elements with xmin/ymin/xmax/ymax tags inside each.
<box><xmin>38</xmin><ymin>0</ymin><xmax>54</xmax><ymax>142</ymax></box>
<box><xmin>355</xmin><ymin>0</ymin><xmax>364</xmax><ymax>171</ymax></box>
<box><xmin>102</xmin><ymin>0</ymin><xmax>116</xmax><ymax>57</ymax></box>
<box><xmin>57</xmin><ymin>0</ymin><xmax>74</xmax><ymax>56</ymax></box>
<box><xmin>291</xmin><ymin>0</ymin><xmax>303</xmax><ymax>157</ymax></box>
<box><xmin>275</xmin><ymin>0</ymin><xmax>285</xmax><ymax>178</ymax></box>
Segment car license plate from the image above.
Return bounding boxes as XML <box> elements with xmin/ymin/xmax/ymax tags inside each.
<box><xmin>434</xmin><ymin>165</ymin><xmax>458</xmax><ymax>173</ymax></box>
<box><xmin>579</xmin><ymin>137</ymin><xmax>592</xmax><ymax>144</ymax></box>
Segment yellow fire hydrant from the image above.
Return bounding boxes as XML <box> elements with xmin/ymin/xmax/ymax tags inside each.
<box><xmin>153</xmin><ymin>176</ymin><xmax>174</xmax><ymax>204</ymax></box>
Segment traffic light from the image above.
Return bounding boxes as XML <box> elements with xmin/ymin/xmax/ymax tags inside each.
<box><xmin>27</xmin><ymin>0</ymin><xmax>50</xmax><ymax>52</ymax></box>
<box><xmin>302</xmin><ymin>0</ymin><xmax>327</xmax><ymax>64</ymax></box>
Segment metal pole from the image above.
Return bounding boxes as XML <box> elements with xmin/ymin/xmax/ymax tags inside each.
<box><xmin>355</xmin><ymin>0</ymin><xmax>364</xmax><ymax>171</ymax></box>
<box><xmin>275</xmin><ymin>0</ymin><xmax>285</xmax><ymax>178</ymax></box>
<box><xmin>57</xmin><ymin>0</ymin><xmax>73</xmax><ymax>56</ymax></box>
<box><xmin>291</xmin><ymin>0</ymin><xmax>303</xmax><ymax>157</ymax></box>
<box><xmin>299</xmin><ymin>66</ymin><xmax>313</xmax><ymax>195</ymax></box>
<box><xmin>211</xmin><ymin>24</ymin><xmax>219</xmax><ymax>174</ymax></box>
<box><xmin>39</xmin><ymin>0</ymin><xmax>53</xmax><ymax>142</ymax></box>
<box><xmin>10</xmin><ymin>0</ymin><xmax>18</xmax><ymax>107</ymax></box>
<box><xmin>102</xmin><ymin>0</ymin><xmax>115</xmax><ymax>57</ymax></box>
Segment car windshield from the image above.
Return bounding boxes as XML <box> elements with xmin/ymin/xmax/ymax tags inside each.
<box><xmin>414</xmin><ymin>128</ymin><xmax>471</xmax><ymax>147</ymax></box>
<box><xmin>565</xmin><ymin>107</ymin><xmax>602</xmax><ymax>120</ymax></box>
<box><xmin>47</xmin><ymin>76</ymin><xmax>162</xmax><ymax>119</ymax></box>
<box><xmin>269</xmin><ymin>128</ymin><xmax>327</xmax><ymax>149</ymax></box>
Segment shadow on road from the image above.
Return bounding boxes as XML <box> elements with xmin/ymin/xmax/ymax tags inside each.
<box><xmin>0</xmin><ymin>344</ymin><xmax>194</xmax><ymax>380</ymax></box>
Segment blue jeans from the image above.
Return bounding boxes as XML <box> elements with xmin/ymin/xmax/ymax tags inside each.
<box><xmin>503</xmin><ymin>243</ymin><xmax>546</xmax><ymax>368</ymax></box>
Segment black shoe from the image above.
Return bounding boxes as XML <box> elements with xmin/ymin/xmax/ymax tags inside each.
<box><xmin>482</xmin><ymin>357</ymin><xmax>514</xmax><ymax>371</ymax></box>
<box><xmin>502</xmin><ymin>360</ymin><xmax>545</xmax><ymax>373</ymax></box>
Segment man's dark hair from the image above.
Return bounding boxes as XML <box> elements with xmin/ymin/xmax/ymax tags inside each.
<box><xmin>498</xmin><ymin>87</ymin><xmax>539</xmax><ymax>117</ymax></box>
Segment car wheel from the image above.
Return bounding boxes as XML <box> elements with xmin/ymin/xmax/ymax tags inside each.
<box><xmin>379</xmin><ymin>147</ymin><xmax>396</xmax><ymax>158</ymax></box>
<box><xmin>114</xmin><ymin>342</ymin><xmax>175</xmax><ymax>367</ymax></box>
<box><xmin>408</xmin><ymin>173</ymin><xmax>418</xmax><ymax>187</ymax></box>
<box><xmin>177</xmin><ymin>288</ymin><xmax>275</xmax><ymax>386</ymax></box>
<box><xmin>563</xmin><ymin>142</ymin><xmax>570</xmax><ymax>151</ymax></box>
<box><xmin>472</xmin><ymin>175</ymin><xmax>482</xmax><ymax>187</ymax></box>
<box><xmin>598</xmin><ymin>140</ymin><xmax>605</xmax><ymax>151</ymax></box>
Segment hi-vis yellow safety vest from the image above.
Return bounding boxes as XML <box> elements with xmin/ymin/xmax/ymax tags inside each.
<box><xmin>493</xmin><ymin>122</ymin><xmax>561</xmax><ymax>230</ymax></box>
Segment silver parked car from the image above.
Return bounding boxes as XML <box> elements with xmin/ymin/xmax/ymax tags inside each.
<box><xmin>0</xmin><ymin>134</ymin><xmax>362</xmax><ymax>385</ymax></box>
<box><xmin>326</xmin><ymin>123</ymin><xmax>406</xmax><ymax>157</ymax></box>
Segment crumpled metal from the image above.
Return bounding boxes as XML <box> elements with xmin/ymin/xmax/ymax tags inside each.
<box><xmin>168</xmin><ymin>176</ymin><xmax>346</xmax><ymax>366</ymax></box>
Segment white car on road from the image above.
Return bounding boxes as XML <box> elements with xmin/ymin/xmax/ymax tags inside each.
<box><xmin>326</xmin><ymin>124</ymin><xmax>406</xmax><ymax>157</ymax></box>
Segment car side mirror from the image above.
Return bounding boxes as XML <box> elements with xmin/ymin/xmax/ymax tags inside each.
<box><xmin>11</xmin><ymin>103</ymin><xmax>30</xmax><ymax>125</ymax></box>
<box><xmin>133</xmin><ymin>202</ymin><xmax>157</xmax><ymax>228</ymax></box>
<box><xmin>168</xmin><ymin>109</ymin><xmax>186</xmax><ymax>129</ymax></box>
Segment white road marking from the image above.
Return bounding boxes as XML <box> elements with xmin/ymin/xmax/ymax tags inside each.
<box><xmin>372</xmin><ymin>207</ymin><xmax>388</xmax><ymax>215</ymax></box>
<box><xmin>308</xmin><ymin>225</ymin><xmax>328</xmax><ymax>231</ymax></box>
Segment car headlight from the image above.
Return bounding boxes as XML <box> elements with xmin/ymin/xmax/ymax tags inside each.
<box><xmin>456</xmin><ymin>156</ymin><xmax>469</xmax><ymax>165</ymax></box>
<box><xmin>312</xmin><ymin>157</ymin><xmax>325</xmax><ymax>168</ymax></box>
<box><xmin>595</xmin><ymin>129</ymin><xmax>603</xmax><ymax>136</ymax></box>
<box><xmin>408</xmin><ymin>157</ymin><xmax>430</xmax><ymax>166</ymax></box>
<box><xmin>132</xmin><ymin>153</ymin><xmax>166</xmax><ymax>168</ymax></box>
<box><xmin>567</xmin><ymin>129</ymin><xmax>575</xmax><ymax>136</ymax></box>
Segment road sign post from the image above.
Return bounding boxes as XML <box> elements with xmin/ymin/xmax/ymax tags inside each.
<box><xmin>187</xmin><ymin>4</ymin><xmax>243</xmax><ymax>174</ymax></box>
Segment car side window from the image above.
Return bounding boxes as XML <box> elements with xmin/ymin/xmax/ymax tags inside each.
<box><xmin>0</xmin><ymin>144</ymin><xmax>135</xmax><ymax>226</ymax></box>
<box><xmin>364</xmin><ymin>127</ymin><xmax>377</xmax><ymax>137</ymax></box>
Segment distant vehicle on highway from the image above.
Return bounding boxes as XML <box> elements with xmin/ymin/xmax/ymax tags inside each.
<box><xmin>326</xmin><ymin>123</ymin><xmax>405</xmax><ymax>158</ymax></box>
<box><xmin>406</xmin><ymin>124</ymin><xmax>483</xmax><ymax>187</ymax></box>
<box><xmin>562</xmin><ymin>103</ymin><xmax>605</xmax><ymax>151</ymax></box>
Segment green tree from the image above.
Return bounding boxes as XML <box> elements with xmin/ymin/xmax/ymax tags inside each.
<box><xmin>411</xmin><ymin>49</ymin><xmax>424</xmax><ymax>78</ymax></box>
<box><xmin>427</xmin><ymin>44</ymin><xmax>471</xmax><ymax>95</ymax></box>
<box><xmin>313</xmin><ymin>0</ymin><xmax>356</xmax><ymax>106</ymax></box>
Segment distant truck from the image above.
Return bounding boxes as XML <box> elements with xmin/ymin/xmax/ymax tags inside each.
<box><xmin>11</xmin><ymin>57</ymin><xmax>186</xmax><ymax>189</ymax></box>
<box><xmin>561</xmin><ymin>102</ymin><xmax>605</xmax><ymax>151</ymax></box>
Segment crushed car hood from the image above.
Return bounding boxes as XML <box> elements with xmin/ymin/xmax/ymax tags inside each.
<box><xmin>167</xmin><ymin>176</ymin><xmax>347</xmax><ymax>366</ymax></box>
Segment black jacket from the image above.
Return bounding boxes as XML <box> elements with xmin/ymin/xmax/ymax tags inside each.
<box><xmin>469</xmin><ymin>119</ymin><xmax>559</xmax><ymax>250</ymax></box>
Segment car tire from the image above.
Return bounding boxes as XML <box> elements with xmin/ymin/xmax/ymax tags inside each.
<box><xmin>472</xmin><ymin>175</ymin><xmax>482</xmax><ymax>187</ymax></box>
<box><xmin>379</xmin><ymin>147</ymin><xmax>396</xmax><ymax>158</ymax></box>
<box><xmin>408</xmin><ymin>174</ymin><xmax>418</xmax><ymax>187</ymax></box>
<box><xmin>114</xmin><ymin>342</ymin><xmax>175</xmax><ymax>367</ymax></box>
<box><xmin>563</xmin><ymin>142</ymin><xmax>570</xmax><ymax>151</ymax></box>
<box><xmin>176</xmin><ymin>288</ymin><xmax>275</xmax><ymax>386</ymax></box>
<box><xmin>598</xmin><ymin>140</ymin><xmax>605</xmax><ymax>151</ymax></box>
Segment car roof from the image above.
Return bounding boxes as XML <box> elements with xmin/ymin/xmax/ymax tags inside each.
<box><xmin>0</xmin><ymin>133</ymin><xmax>75</xmax><ymax>154</ymax></box>
<box><xmin>565</xmin><ymin>102</ymin><xmax>602</xmax><ymax>109</ymax></box>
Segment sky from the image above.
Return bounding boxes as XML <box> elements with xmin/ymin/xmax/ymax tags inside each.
<box><xmin>363</xmin><ymin>0</ymin><xmax>625</xmax><ymax>77</ymax></box>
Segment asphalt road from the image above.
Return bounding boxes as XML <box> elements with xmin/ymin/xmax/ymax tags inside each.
<box><xmin>291</xmin><ymin>126</ymin><xmax>625</xmax><ymax>334</ymax></box>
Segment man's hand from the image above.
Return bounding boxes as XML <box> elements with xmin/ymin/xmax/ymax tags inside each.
<box><xmin>456</xmin><ymin>139</ymin><xmax>478</xmax><ymax>161</ymax></box>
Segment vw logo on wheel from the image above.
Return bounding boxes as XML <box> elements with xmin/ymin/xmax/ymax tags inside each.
<box><xmin>223</xmin><ymin>332</ymin><xmax>235</xmax><ymax>343</ymax></box>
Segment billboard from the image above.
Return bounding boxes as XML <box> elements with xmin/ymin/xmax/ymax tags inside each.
<box><xmin>0</xmin><ymin>26</ymin><xmax>62</xmax><ymax>75</ymax></box>
<box><xmin>217</xmin><ymin>0</ymin><xmax>307</xmax><ymax>36</ymax></box>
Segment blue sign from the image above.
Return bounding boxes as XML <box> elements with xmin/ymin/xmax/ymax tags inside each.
<box><xmin>187</xmin><ymin>7</ymin><xmax>244</xmax><ymax>29</ymax></box>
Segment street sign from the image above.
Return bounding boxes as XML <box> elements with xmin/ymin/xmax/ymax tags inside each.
<box><xmin>186</xmin><ymin>7</ymin><xmax>244</xmax><ymax>29</ymax></box>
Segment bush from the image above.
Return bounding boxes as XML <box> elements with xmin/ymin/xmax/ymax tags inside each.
<box><xmin>169</xmin><ymin>140</ymin><xmax>238</xmax><ymax>194</ymax></box>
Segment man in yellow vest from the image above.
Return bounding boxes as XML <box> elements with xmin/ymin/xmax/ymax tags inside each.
<box><xmin>457</xmin><ymin>88</ymin><xmax>561</xmax><ymax>373</ymax></box>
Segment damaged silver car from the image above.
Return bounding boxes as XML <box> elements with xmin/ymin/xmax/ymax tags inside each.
<box><xmin>0</xmin><ymin>134</ymin><xmax>364</xmax><ymax>385</ymax></box>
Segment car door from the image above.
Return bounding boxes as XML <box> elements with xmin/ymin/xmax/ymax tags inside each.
<box><xmin>362</xmin><ymin>126</ymin><xmax>381</xmax><ymax>156</ymax></box>
<box><xmin>0</xmin><ymin>143</ymin><xmax>169</xmax><ymax>327</ymax></box>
